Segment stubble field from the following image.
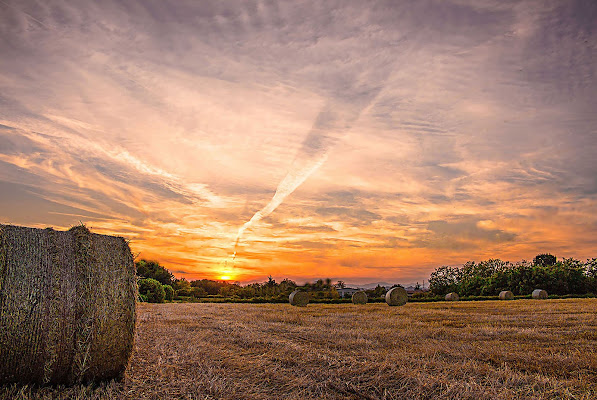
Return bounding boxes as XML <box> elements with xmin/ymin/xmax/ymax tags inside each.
<box><xmin>2</xmin><ymin>299</ymin><xmax>597</xmax><ymax>399</ymax></box>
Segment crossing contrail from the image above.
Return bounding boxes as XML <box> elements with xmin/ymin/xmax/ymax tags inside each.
<box><xmin>230</xmin><ymin>61</ymin><xmax>395</xmax><ymax>264</ymax></box>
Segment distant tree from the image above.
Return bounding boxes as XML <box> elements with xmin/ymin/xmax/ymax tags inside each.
<box><xmin>136</xmin><ymin>260</ymin><xmax>174</xmax><ymax>286</ymax></box>
<box><xmin>163</xmin><ymin>284</ymin><xmax>174</xmax><ymax>301</ymax></box>
<box><xmin>192</xmin><ymin>279</ymin><xmax>225</xmax><ymax>295</ymax></box>
<box><xmin>173</xmin><ymin>278</ymin><xmax>191</xmax><ymax>292</ymax></box>
<box><xmin>372</xmin><ymin>285</ymin><xmax>387</xmax><ymax>297</ymax></box>
<box><xmin>314</xmin><ymin>279</ymin><xmax>325</xmax><ymax>291</ymax></box>
<box><xmin>266</xmin><ymin>275</ymin><xmax>276</xmax><ymax>287</ymax></box>
<box><xmin>428</xmin><ymin>266</ymin><xmax>460</xmax><ymax>295</ymax></box>
<box><xmin>336</xmin><ymin>280</ymin><xmax>346</xmax><ymax>289</ymax></box>
<box><xmin>191</xmin><ymin>286</ymin><xmax>207</xmax><ymax>298</ymax></box>
<box><xmin>533</xmin><ymin>253</ymin><xmax>557</xmax><ymax>267</ymax></box>
<box><xmin>138</xmin><ymin>278</ymin><xmax>165</xmax><ymax>303</ymax></box>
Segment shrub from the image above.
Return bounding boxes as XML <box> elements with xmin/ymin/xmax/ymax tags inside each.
<box><xmin>191</xmin><ymin>287</ymin><xmax>207</xmax><ymax>298</ymax></box>
<box><xmin>138</xmin><ymin>278</ymin><xmax>165</xmax><ymax>303</ymax></box>
<box><xmin>163</xmin><ymin>285</ymin><xmax>174</xmax><ymax>301</ymax></box>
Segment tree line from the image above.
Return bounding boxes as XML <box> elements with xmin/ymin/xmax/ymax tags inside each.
<box><xmin>136</xmin><ymin>260</ymin><xmax>391</xmax><ymax>304</ymax></box>
<box><xmin>137</xmin><ymin>253</ymin><xmax>597</xmax><ymax>303</ymax></box>
<box><xmin>428</xmin><ymin>254</ymin><xmax>597</xmax><ymax>296</ymax></box>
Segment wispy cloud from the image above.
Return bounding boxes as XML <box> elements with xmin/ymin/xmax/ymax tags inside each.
<box><xmin>1</xmin><ymin>0</ymin><xmax>596</xmax><ymax>283</ymax></box>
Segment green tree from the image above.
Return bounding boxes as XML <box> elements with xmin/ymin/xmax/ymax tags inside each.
<box><xmin>533</xmin><ymin>253</ymin><xmax>557</xmax><ymax>267</ymax></box>
<box><xmin>173</xmin><ymin>278</ymin><xmax>191</xmax><ymax>292</ymax></box>
<box><xmin>191</xmin><ymin>286</ymin><xmax>207</xmax><ymax>298</ymax></box>
<box><xmin>138</xmin><ymin>278</ymin><xmax>166</xmax><ymax>303</ymax></box>
<box><xmin>429</xmin><ymin>266</ymin><xmax>460</xmax><ymax>295</ymax></box>
<box><xmin>163</xmin><ymin>284</ymin><xmax>174</xmax><ymax>301</ymax></box>
<box><xmin>136</xmin><ymin>260</ymin><xmax>174</xmax><ymax>286</ymax></box>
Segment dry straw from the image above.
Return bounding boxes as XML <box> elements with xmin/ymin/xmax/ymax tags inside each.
<box><xmin>445</xmin><ymin>292</ymin><xmax>459</xmax><ymax>301</ymax></box>
<box><xmin>499</xmin><ymin>290</ymin><xmax>514</xmax><ymax>300</ymax></box>
<box><xmin>351</xmin><ymin>291</ymin><xmax>368</xmax><ymax>305</ymax></box>
<box><xmin>0</xmin><ymin>224</ymin><xmax>136</xmax><ymax>385</ymax></box>
<box><xmin>385</xmin><ymin>287</ymin><xmax>408</xmax><ymax>306</ymax></box>
<box><xmin>532</xmin><ymin>289</ymin><xmax>548</xmax><ymax>299</ymax></box>
<box><xmin>289</xmin><ymin>290</ymin><xmax>309</xmax><ymax>306</ymax></box>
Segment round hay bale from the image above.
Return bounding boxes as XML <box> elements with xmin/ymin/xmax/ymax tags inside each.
<box><xmin>499</xmin><ymin>290</ymin><xmax>514</xmax><ymax>300</ymax></box>
<box><xmin>351</xmin><ymin>291</ymin><xmax>368</xmax><ymax>305</ymax></box>
<box><xmin>445</xmin><ymin>292</ymin><xmax>459</xmax><ymax>301</ymax></box>
<box><xmin>289</xmin><ymin>290</ymin><xmax>309</xmax><ymax>307</ymax></box>
<box><xmin>532</xmin><ymin>289</ymin><xmax>548</xmax><ymax>299</ymax></box>
<box><xmin>385</xmin><ymin>287</ymin><xmax>408</xmax><ymax>306</ymax></box>
<box><xmin>0</xmin><ymin>224</ymin><xmax>136</xmax><ymax>385</ymax></box>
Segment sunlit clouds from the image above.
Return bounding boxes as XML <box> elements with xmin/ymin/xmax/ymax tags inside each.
<box><xmin>1</xmin><ymin>0</ymin><xmax>596</xmax><ymax>284</ymax></box>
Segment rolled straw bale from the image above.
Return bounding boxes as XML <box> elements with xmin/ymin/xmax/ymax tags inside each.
<box><xmin>289</xmin><ymin>290</ymin><xmax>309</xmax><ymax>307</ymax></box>
<box><xmin>351</xmin><ymin>291</ymin><xmax>368</xmax><ymax>305</ymax></box>
<box><xmin>499</xmin><ymin>290</ymin><xmax>514</xmax><ymax>300</ymax></box>
<box><xmin>385</xmin><ymin>287</ymin><xmax>408</xmax><ymax>306</ymax></box>
<box><xmin>0</xmin><ymin>224</ymin><xmax>136</xmax><ymax>385</ymax></box>
<box><xmin>445</xmin><ymin>292</ymin><xmax>459</xmax><ymax>301</ymax></box>
<box><xmin>532</xmin><ymin>289</ymin><xmax>548</xmax><ymax>299</ymax></box>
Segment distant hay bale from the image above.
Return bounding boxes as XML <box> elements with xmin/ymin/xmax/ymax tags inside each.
<box><xmin>499</xmin><ymin>290</ymin><xmax>514</xmax><ymax>300</ymax></box>
<box><xmin>532</xmin><ymin>289</ymin><xmax>548</xmax><ymax>299</ymax></box>
<box><xmin>445</xmin><ymin>292</ymin><xmax>459</xmax><ymax>301</ymax></box>
<box><xmin>385</xmin><ymin>287</ymin><xmax>408</xmax><ymax>306</ymax></box>
<box><xmin>0</xmin><ymin>224</ymin><xmax>136</xmax><ymax>385</ymax></box>
<box><xmin>289</xmin><ymin>290</ymin><xmax>309</xmax><ymax>307</ymax></box>
<box><xmin>351</xmin><ymin>291</ymin><xmax>368</xmax><ymax>305</ymax></box>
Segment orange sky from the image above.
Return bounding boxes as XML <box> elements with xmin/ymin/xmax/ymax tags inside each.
<box><xmin>1</xmin><ymin>1</ymin><xmax>596</xmax><ymax>284</ymax></box>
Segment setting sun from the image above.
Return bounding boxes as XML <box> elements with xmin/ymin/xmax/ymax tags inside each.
<box><xmin>219</xmin><ymin>275</ymin><xmax>232</xmax><ymax>281</ymax></box>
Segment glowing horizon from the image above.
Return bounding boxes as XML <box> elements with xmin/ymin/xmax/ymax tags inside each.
<box><xmin>1</xmin><ymin>1</ymin><xmax>596</xmax><ymax>285</ymax></box>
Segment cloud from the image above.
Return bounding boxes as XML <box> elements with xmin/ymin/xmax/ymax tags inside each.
<box><xmin>411</xmin><ymin>218</ymin><xmax>517</xmax><ymax>250</ymax></box>
<box><xmin>315</xmin><ymin>207</ymin><xmax>382</xmax><ymax>226</ymax></box>
<box><xmin>0</xmin><ymin>0</ymin><xmax>596</xmax><ymax>283</ymax></box>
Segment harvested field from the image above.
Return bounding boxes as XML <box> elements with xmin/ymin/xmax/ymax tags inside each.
<box><xmin>2</xmin><ymin>299</ymin><xmax>597</xmax><ymax>399</ymax></box>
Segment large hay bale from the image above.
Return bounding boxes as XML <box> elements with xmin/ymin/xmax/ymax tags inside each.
<box><xmin>532</xmin><ymin>289</ymin><xmax>548</xmax><ymax>299</ymax></box>
<box><xmin>289</xmin><ymin>290</ymin><xmax>309</xmax><ymax>306</ymax></box>
<box><xmin>0</xmin><ymin>224</ymin><xmax>136</xmax><ymax>385</ymax></box>
<box><xmin>351</xmin><ymin>291</ymin><xmax>368</xmax><ymax>305</ymax></box>
<box><xmin>445</xmin><ymin>292</ymin><xmax>459</xmax><ymax>301</ymax></box>
<box><xmin>499</xmin><ymin>290</ymin><xmax>514</xmax><ymax>300</ymax></box>
<box><xmin>385</xmin><ymin>287</ymin><xmax>408</xmax><ymax>306</ymax></box>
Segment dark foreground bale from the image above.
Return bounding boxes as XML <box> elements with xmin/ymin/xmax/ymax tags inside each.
<box><xmin>0</xmin><ymin>224</ymin><xmax>136</xmax><ymax>385</ymax></box>
<box><xmin>385</xmin><ymin>287</ymin><xmax>408</xmax><ymax>306</ymax></box>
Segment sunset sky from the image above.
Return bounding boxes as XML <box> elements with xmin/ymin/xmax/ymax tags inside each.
<box><xmin>1</xmin><ymin>0</ymin><xmax>596</xmax><ymax>284</ymax></box>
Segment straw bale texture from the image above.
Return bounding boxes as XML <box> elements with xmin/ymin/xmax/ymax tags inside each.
<box><xmin>351</xmin><ymin>291</ymin><xmax>368</xmax><ymax>305</ymax></box>
<box><xmin>385</xmin><ymin>287</ymin><xmax>408</xmax><ymax>306</ymax></box>
<box><xmin>532</xmin><ymin>289</ymin><xmax>548</xmax><ymax>299</ymax></box>
<box><xmin>445</xmin><ymin>292</ymin><xmax>460</xmax><ymax>301</ymax></box>
<box><xmin>499</xmin><ymin>290</ymin><xmax>514</xmax><ymax>300</ymax></box>
<box><xmin>289</xmin><ymin>290</ymin><xmax>309</xmax><ymax>307</ymax></box>
<box><xmin>0</xmin><ymin>224</ymin><xmax>136</xmax><ymax>385</ymax></box>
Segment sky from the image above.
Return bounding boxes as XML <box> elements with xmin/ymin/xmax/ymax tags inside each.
<box><xmin>1</xmin><ymin>0</ymin><xmax>596</xmax><ymax>285</ymax></box>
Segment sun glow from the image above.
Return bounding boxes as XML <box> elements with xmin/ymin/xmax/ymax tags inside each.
<box><xmin>220</xmin><ymin>275</ymin><xmax>232</xmax><ymax>281</ymax></box>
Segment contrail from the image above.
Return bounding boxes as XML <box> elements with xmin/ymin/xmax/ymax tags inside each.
<box><xmin>230</xmin><ymin>60</ymin><xmax>395</xmax><ymax>263</ymax></box>
<box><xmin>231</xmin><ymin>151</ymin><xmax>328</xmax><ymax>261</ymax></box>
<box><xmin>230</xmin><ymin>96</ymin><xmax>379</xmax><ymax>262</ymax></box>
